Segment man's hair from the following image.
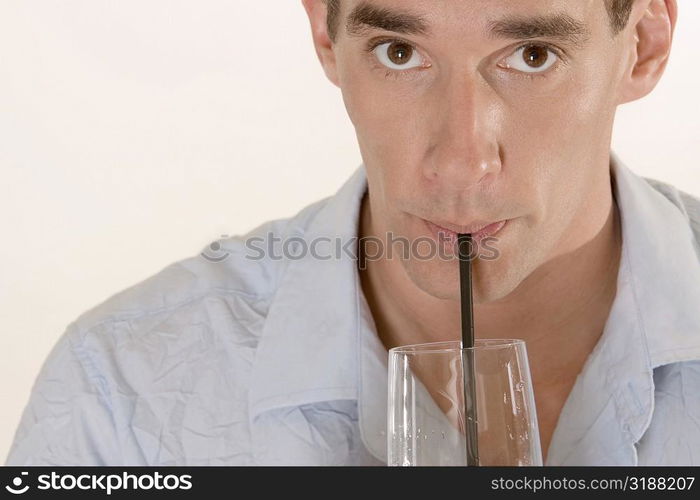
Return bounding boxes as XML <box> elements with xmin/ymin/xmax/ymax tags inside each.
<box><xmin>324</xmin><ymin>0</ymin><xmax>635</xmax><ymax>44</ymax></box>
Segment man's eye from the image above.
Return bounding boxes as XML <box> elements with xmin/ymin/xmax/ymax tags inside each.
<box><xmin>501</xmin><ymin>44</ymin><xmax>559</xmax><ymax>74</ymax></box>
<box><xmin>372</xmin><ymin>40</ymin><xmax>426</xmax><ymax>71</ymax></box>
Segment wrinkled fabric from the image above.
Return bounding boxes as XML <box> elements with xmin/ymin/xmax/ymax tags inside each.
<box><xmin>5</xmin><ymin>151</ymin><xmax>700</xmax><ymax>466</ymax></box>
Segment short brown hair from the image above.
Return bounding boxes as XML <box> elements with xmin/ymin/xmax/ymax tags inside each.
<box><xmin>324</xmin><ymin>0</ymin><xmax>634</xmax><ymax>44</ymax></box>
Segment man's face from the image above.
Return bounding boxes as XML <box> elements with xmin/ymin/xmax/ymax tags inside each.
<box><xmin>332</xmin><ymin>0</ymin><xmax>632</xmax><ymax>302</ymax></box>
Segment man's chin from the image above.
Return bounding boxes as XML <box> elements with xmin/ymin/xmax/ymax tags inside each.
<box><xmin>401</xmin><ymin>255</ymin><xmax>518</xmax><ymax>303</ymax></box>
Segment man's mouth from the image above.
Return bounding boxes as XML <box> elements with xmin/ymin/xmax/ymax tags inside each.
<box><xmin>423</xmin><ymin>218</ymin><xmax>508</xmax><ymax>246</ymax></box>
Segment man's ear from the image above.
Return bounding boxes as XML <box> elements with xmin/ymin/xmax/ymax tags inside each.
<box><xmin>617</xmin><ymin>0</ymin><xmax>677</xmax><ymax>105</ymax></box>
<box><xmin>301</xmin><ymin>0</ymin><xmax>341</xmax><ymax>88</ymax></box>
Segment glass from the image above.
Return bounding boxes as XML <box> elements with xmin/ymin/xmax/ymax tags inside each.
<box><xmin>388</xmin><ymin>339</ymin><xmax>542</xmax><ymax>466</ymax></box>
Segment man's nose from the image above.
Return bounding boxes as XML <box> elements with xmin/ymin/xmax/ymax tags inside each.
<box><xmin>422</xmin><ymin>76</ymin><xmax>502</xmax><ymax>190</ymax></box>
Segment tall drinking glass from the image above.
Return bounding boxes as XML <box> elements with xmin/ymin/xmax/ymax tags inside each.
<box><xmin>388</xmin><ymin>339</ymin><xmax>542</xmax><ymax>466</ymax></box>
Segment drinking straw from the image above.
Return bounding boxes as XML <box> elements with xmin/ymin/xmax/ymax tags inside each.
<box><xmin>457</xmin><ymin>233</ymin><xmax>480</xmax><ymax>466</ymax></box>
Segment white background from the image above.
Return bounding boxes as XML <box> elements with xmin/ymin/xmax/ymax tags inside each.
<box><xmin>1</xmin><ymin>1</ymin><xmax>698</xmax><ymax>462</ymax></box>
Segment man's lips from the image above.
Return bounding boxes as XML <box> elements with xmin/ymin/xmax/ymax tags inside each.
<box><xmin>424</xmin><ymin>218</ymin><xmax>508</xmax><ymax>244</ymax></box>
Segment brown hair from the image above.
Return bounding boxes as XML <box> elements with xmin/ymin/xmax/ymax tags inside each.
<box><xmin>324</xmin><ymin>0</ymin><xmax>635</xmax><ymax>44</ymax></box>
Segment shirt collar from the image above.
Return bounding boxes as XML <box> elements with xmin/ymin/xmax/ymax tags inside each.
<box><xmin>610</xmin><ymin>151</ymin><xmax>700</xmax><ymax>366</ymax></box>
<box><xmin>248</xmin><ymin>165</ymin><xmax>369</xmax><ymax>419</ymax></box>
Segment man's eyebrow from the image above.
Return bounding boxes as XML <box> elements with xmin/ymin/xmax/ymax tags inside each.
<box><xmin>345</xmin><ymin>1</ymin><xmax>431</xmax><ymax>37</ymax></box>
<box><xmin>344</xmin><ymin>3</ymin><xmax>591</xmax><ymax>50</ymax></box>
<box><xmin>487</xmin><ymin>13</ymin><xmax>591</xmax><ymax>48</ymax></box>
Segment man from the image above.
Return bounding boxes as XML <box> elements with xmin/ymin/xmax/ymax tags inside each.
<box><xmin>6</xmin><ymin>0</ymin><xmax>698</xmax><ymax>466</ymax></box>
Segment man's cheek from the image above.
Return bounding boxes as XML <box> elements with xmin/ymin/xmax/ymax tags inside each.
<box><xmin>339</xmin><ymin>70</ymin><xmax>389</xmax><ymax>128</ymax></box>
<box><xmin>367</xmin><ymin>115</ymin><xmax>424</xmax><ymax>164</ymax></box>
<box><xmin>555</xmin><ymin>70</ymin><xmax>616</xmax><ymax>127</ymax></box>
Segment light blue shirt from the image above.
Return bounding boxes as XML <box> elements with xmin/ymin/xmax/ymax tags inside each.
<box><xmin>6</xmin><ymin>151</ymin><xmax>700</xmax><ymax>466</ymax></box>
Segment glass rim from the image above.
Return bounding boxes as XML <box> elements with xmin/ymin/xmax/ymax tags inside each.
<box><xmin>388</xmin><ymin>339</ymin><xmax>525</xmax><ymax>355</ymax></box>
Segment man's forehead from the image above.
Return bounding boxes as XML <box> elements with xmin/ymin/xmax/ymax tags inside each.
<box><xmin>341</xmin><ymin>0</ymin><xmax>599</xmax><ymax>16</ymax></box>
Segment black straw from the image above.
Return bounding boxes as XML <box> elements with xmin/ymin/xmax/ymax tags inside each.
<box><xmin>457</xmin><ymin>233</ymin><xmax>479</xmax><ymax>466</ymax></box>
